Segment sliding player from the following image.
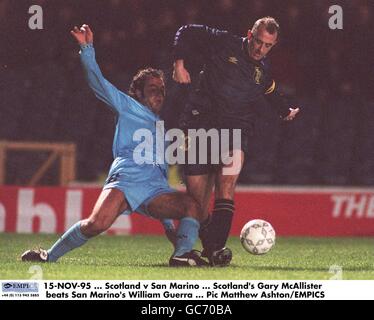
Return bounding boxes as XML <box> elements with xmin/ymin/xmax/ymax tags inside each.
<box><xmin>21</xmin><ymin>24</ymin><xmax>208</xmax><ymax>267</ymax></box>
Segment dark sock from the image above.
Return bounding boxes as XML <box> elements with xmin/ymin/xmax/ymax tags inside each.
<box><xmin>204</xmin><ymin>199</ymin><xmax>234</xmax><ymax>253</ymax></box>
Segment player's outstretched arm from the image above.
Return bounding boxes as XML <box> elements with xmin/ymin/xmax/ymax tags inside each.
<box><xmin>263</xmin><ymin>80</ymin><xmax>300</xmax><ymax>121</ymax></box>
<box><xmin>71</xmin><ymin>24</ymin><xmax>93</xmax><ymax>46</ymax></box>
<box><xmin>71</xmin><ymin>24</ymin><xmax>131</xmax><ymax>114</ymax></box>
<box><xmin>172</xmin><ymin>25</ymin><xmax>226</xmax><ymax>84</ymax></box>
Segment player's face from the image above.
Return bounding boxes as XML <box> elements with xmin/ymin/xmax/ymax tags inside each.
<box><xmin>139</xmin><ymin>76</ymin><xmax>165</xmax><ymax>114</ymax></box>
<box><xmin>248</xmin><ymin>26</ymin><xmax>278</xmax><ymax>61</ymax></box>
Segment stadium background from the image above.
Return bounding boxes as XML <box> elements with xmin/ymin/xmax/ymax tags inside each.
<box><xmin>1</xmin><ymin>0</ymin><xmax>373</xmax><ymax>187</ymax></box>
<box><xmin>2</xmin><ymin>1</ymin><xmax>374</xmax><ymax>282</ymax></box>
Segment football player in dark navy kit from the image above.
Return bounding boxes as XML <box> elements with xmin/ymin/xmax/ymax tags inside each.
<box><xmin>172</xmin><ymin>17</ymin><xmax>300</xmax><ymax>266</ymax></box>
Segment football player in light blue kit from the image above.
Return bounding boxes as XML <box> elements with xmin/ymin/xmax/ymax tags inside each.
<box><xmin>21</xmin><ymin>24</ymin><xmax>208</xmax><ymax>267</ymax></box>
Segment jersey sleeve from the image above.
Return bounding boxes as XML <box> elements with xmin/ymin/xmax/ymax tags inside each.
<box><xmin>79</xmin><ymin>44</ymin><xmax>132</xmax><ymax>114</ymax></box>
<box><xmin>262</xmin><ymin>65</ymin><xmax>295</xmax><ymax>118</ymax></box>
<box><xmin>173</xmin><ymin>24</ymin><xmax>228</xmax><ymax>61</ymax></box>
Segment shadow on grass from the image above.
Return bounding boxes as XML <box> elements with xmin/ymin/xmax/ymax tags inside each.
<box><xmin>141</xmin><ymin>263</ymin><xmax>246</xmax><ymax>269</ymax></box>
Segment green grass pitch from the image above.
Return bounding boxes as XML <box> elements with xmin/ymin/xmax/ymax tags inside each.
<box><xmin>0</xmin><ymin>233</ymin><xmax>373</xmax><ymax>280</ymax></box>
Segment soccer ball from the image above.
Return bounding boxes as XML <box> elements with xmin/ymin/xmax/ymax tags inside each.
<box><xmin>240</xmin><ymin>219</ymin><xmax>276</xmax><ymax>255</ymax></box>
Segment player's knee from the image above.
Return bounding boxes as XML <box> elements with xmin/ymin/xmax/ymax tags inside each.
<box><xmin>216</xmin><ymin>180</ymin><xmax>237</xmax><ymax>199</ymax></box>
<box><xmin>81</xmin><ymin>217</ymin><xmax>111</xmax><ymax>236</ymax></box>
<box><xmin>184</xmin><ymin>199</ymin><xmax>204</xmax><ymax>222</ymax></box>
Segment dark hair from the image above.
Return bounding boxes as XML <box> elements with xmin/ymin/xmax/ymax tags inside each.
<box><xmin>128</xmin><ymin>67</ymin><xmax>165</xmax><ymax>100</ymax></box>
<box><xmin>251</xmin><ymin>16</ymin><xmax>280</xmax><ymax>40</ymax></box>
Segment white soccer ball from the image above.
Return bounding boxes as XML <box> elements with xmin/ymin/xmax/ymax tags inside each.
<box><xmin>240</xmin><ymin>219</ymin><xmax>276</xmax><ymax>255</ymax></box>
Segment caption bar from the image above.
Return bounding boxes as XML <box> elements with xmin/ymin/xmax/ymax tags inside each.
<box><xmin>2</xmin><ymin>280</ymin><xmax>374</xmax><ymax>300</ymax></box>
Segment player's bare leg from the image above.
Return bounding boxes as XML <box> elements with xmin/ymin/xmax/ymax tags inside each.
<box><xmin>184</xmin><ymin>173</ymin><xmax>216</xmax><ymax>252</ymax></box>
<box><xmin>146</xmin><ymin>192</ymin><xmax>203</xmax><ymax>221</ymax></box>
<box><xmin>21</xmin><ymin>188</ymin><xmax>128</xmax><ymax>262</ymax></box>
<box><xmin>80</xmin><ymin>188</ymin><xmax>128</xmax><ymax>237</ymax></box>
<box><xmin>215</xmin><ymin>150</ymin><xmax>245</xmax><ymax>199</ymax></box>
<box><xmin>146</xmin><ymin>192</ymin><xmax>209</xmax><ymax>266</ymax></box>
<box><xmin>204</xmin><ymin>150</ymin><xmax>245</xmax><ymax>266</ymax></box>
<box><xmin>185</xmin><ymin>173</ymin><xmax>215</xmax><ymax>215</ymax></box>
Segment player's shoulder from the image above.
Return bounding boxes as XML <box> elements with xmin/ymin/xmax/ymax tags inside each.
<box><xmin>120</xmin><ymin>92</ymin><xmax>158</xmax><ymax>119</ymax></box>
<box><xmin>123</xmin><ymin>92</ymin><xmax>139</xmax><ymax>106</ymax></box>
<box><xmin>214</xmin><ymin>28</ymin><xmax>243</xmax><ymax>49</ymax></box>
<box><xmin>214</xmin><ymin>27</ymin><xmax>240</xmax><ymax>41</ymax></box>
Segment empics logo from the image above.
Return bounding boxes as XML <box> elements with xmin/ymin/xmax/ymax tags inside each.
<box><xmin>2</xmin><ymin>282</ymin><xmax>39</xmax><ymax>293</ymax></box>
<box><xmin>3</xmin><ymin>283</ymin><xmax>12</xmax><ymax>290</ymax></box>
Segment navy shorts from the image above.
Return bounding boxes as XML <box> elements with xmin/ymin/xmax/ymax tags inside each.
<box><xmin>179</xmin><ymin>92</ymin><xmax>251</xmax><ymax>176</ymax></box>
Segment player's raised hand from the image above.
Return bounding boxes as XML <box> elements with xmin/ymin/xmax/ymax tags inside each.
<box><xmin>70</xmin><ymin>24</ymin><xmax>94</xmax><ymax>45</ymax></box>
<box><xmin>283</xmin><ymin>107</ymin><xmax>300</xmax><ymax>121</ymax></box>
<box><xmin>173</xmin><ymin>59</ymin><xmax>191</xmax><ymax>84</ymax></box>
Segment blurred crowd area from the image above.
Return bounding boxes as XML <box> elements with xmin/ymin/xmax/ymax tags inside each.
<box><xmin>1</xmin><ymin>0</ymin><xmax>374</xmax><ymax>186</ymax></box>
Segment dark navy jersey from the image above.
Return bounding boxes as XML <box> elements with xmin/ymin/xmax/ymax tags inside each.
<box><xmin>173</xmin><ymin>24</ymin><xmax>291</xmax><ymax>130</ymax></box>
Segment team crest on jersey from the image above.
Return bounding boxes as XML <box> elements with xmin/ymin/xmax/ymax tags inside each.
<box><xmin>228</xmin><ymin>56</ymin><xmax>238</xmax><ymax>65</ymax></box>
<box><xmin>253</xmin><ymin>66</ymin><xmax>263</xmax><ymax>84</ymax></box>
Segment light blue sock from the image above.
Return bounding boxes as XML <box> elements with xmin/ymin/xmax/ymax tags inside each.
<box><xmin>173</xmin><ymin>217</ymin><xmax>200</xmax><ymax>257</ymax></box>
<box><xmin>47</xmin><ymin>221</ymin><xmax>88</xmax><ymax>262</ymax></box>
<box><xmin>161</xmin><ymin>219</ymin><xmax>175</xmax><ymax>231</ymax></box>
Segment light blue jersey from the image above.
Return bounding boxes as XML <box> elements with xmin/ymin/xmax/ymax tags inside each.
<box><xmin>80</xmin><ymin>44</ymin><xmax>174</xmax><ymax>213</ymax></box>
